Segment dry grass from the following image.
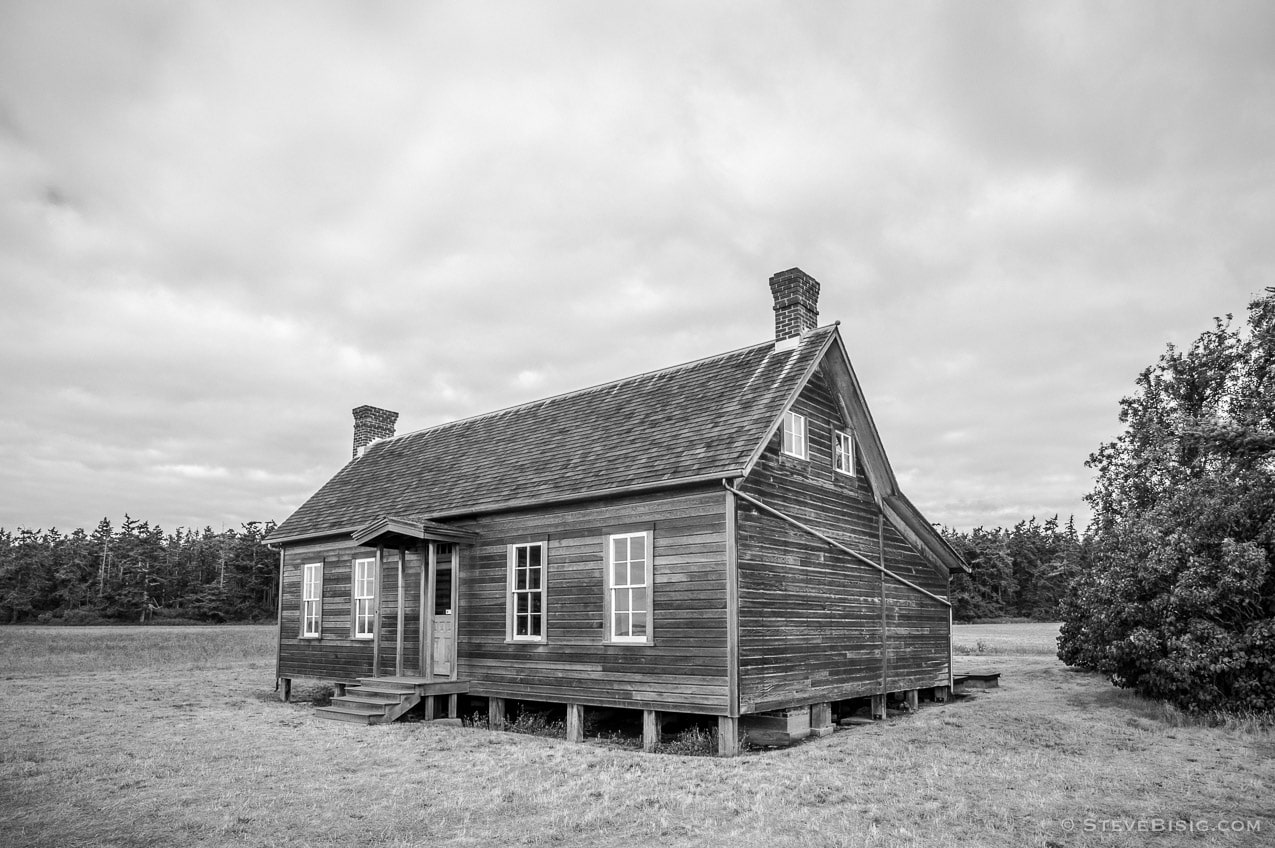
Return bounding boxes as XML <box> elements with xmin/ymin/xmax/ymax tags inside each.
<box><xmin>1</xmin><ymin>625</ymin><xmax>1271</xmax><ymax>847</ymax></box>
<box><xmin>952</xmin><ymin>621</ymin><xmax>1063</xmax><ymax>656</ymax></box>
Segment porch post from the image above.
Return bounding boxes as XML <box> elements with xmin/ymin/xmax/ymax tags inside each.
<box><xmin>372</xmin><ymin>544</ymin><xmax>383</xmax><ymax>677</ymax></box>
<box><xmin>396</xmin><ymin>546</ymin><xmax>406</xmax><ymax>676</ymax></box>
<box><xmin>449</xmin><ymin>544</ymin><xmax>460</xmax><ymax>681</ymax></box>
<box><xmin>424</xmin><ymin>542</ymin><xmax>437</xmax><ymax>679</ymax></box>
<box><xmin>418</xmin><ymin>541</ymin><xmax>428</xmax><ymax>675</ymax></box>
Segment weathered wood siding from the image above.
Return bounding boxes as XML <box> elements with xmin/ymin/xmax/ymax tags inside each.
<box><xmin>277</xmin><ymin>538</ymin><xmax>375</xmax><ymax>682</ymax></box>
<box><xmin>448</xmin><ymin>486</ymin><xmax>731</xmax><ymax>715</ymax></box>
<box><xmin>277</xmin><ymin>542</ymin><xmax>429</xmax><ymax>681</ymax></box>
<box><xmin>736</xmin><ymin>363</ymin><xmax>951</xmax><ymax>713</ymax></box>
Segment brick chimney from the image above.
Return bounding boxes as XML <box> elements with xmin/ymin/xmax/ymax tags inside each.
<box><xmin>352</xmin><ymin>405</ymin><xmax>398</xmax><ymax>459</ymax></box>
<box><xmin>769</xmin><ymin>267</ymin><xmax>821</xmax><ymax>341</ymax></box>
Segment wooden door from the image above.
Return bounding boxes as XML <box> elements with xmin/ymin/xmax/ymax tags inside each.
<box><xmin>432</xmin><ymin>614</ymin><xmax>454</xmax><ymax>677</ymax></box>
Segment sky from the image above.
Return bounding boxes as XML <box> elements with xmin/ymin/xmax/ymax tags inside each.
<box><xmin>1</xmin><ymin>0</ymin><xmax>1273</xmax><ymax>535</ymax></box>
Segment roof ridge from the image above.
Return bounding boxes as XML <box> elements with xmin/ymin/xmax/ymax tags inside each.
<box><xmin>376</xmin><ymin>332</ymin><xmax>831</xmax><ymax>447</ymax></box>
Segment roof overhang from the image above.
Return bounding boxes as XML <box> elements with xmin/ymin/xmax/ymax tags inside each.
<box><xmin>351</xmin><ymin>516</ymin><xmax>479</xmax><ymax>549</ymax></box>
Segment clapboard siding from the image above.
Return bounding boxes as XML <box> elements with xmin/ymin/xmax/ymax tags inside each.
<box><xmin>278</xmin><ymin>542</ymin><xmax>437</xmax><ymax>681</ymax></box>
<box><xmin>277</xmin><ymin>538</ymin><xmax>375</xmax><ymax>682</ymax></box>
<box><xmin>735</xmin><ymin>363</ymin><xmax>951</xmax><ymax>713</ymax></box>
<box><xmin>446</xmin><ymin>486</ymin><xmax>731</xmax><ymax>714</ymax></box>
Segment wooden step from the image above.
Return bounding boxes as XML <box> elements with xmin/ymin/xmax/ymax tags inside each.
<box><xmin>315</xmin><ymin>705</ymin><xmax>385</xmax><ymax>725</ymax></box>
<box><xmin>331</xmin><ymin>696</ymin><xmax>401</xmax><ymax>714</ymax></box>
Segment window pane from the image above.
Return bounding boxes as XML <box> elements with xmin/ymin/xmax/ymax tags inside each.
<box><xmin>630</xmin><ymin>534</ymin><xmax>646</xmax><ymax>564</ymax></box>
<box><xmin>613</xmin><ymin>559</ymin><xmax>627</xmax><ymax>587</ymax></box>
<box><xmin>516</xmin><ymin>594</ymin><xmax>528</xmax><ymax>615</ymax></box>
<box><xmin>612</xmin><ymin>536</ymin><xmax>627</xmax><ymax>564</ymax></box>
<box><xmin>615</xmin><ymin>590</ymin><xmax>630</xmax><ymax>613</ymax></box>
<box><xmin>615</xmin><ymin>612</ymin><xmax>631</xmax><ymax>638</ymax></box>
<box><xmin>516</xmin><ymin>615</ymin><xmax>528</xmax><ymax>636</ymax></box>
<box><xmin>630</xmin><ymin>586</ymin><xmax>648</xmax><ymax>614</ymax></box>
<box><xmin>515</xmin><ymin>567</ymin><xmax>527</xmax><ymax>591</ymax></box>
<box><xmin>530</xmin><ymin>593</ymin><xmax>542</xmax><ymax>614</ymax></box>
<box><xmin>517</xmin><ymin>546</ymin><xmax>528</xmax><ymax>569</ymax></box>
<box><xmin>530</xmin><ymin>615</ymin><xmax>541</xmax><ymax>637</ymax></box>
<box><xmin>630</xmin><ymin>554</ymin><xmax>647</xmax><ymax>587</ymax></box>
<box><xmin>529</xmin><ymin>565</ymin><xmax>541</xmax><ymax>590</ymax></box>
<box><xmin>528</xmin><ymin>545</ymin><xmax>541</xmax><ymax>568</ymax></box>
<box><xmin>632</xmin><ymin>617</ymin><xmax>647</xmax><ymax>637</ymax></box>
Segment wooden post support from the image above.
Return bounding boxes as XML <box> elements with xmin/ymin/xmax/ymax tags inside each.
<box><xmin>448</xmin><ymin>693</ymin><xmax>458</xmax><ymax>718</ymax></box>
<box><xmin>566</xmin><ymin>703</ymin><xmax>584</xmax><ymax>743</ymax></box>
<box><xmin>934</xmin><ymin>686</ymin><xmax>950</xmax><ymax>703</ymax></box>
<box><xmin>488</xmin><ymin>697</ymin><xmax>506</xmax><ymax>729</ymax></box>
<box><xmin>811</xmin><ymin>702</ymin><xmax>834</xmax><ymax>737</ymax></box>
<box><xmin>717</xmin><ymin>716</ymin><xmax>740</xmax><ymax>757</ymax></box>
<box><xmin>871</xmin><ymin>693</ymin><xmax>886</xmax><ymax>720</ymax></box>
<box><xmin>905</xmin><ymin>689</ymin><xmax>919</xmax><ymax>712</ymax></box>
<box><xmin>423</xmin><ymin>695</ymin><xmax>436</xmax><ymax>721</ymax></box>
<box><xmin>395</xmin><ymin>547</ymin><xmax>406</xmax><ymax>676</ymax></box>
<box><xmin>372</xmin><ymin>545</ymin><xmax>383</xmax><ymax>676</ymax></box>
<box><xmin>279</xmin><ymin>678</ymin><xmax>291</xmax><ymax>703</ymax></box>
<box><xmin>642</xmin><ymin>710</ymin><xmax>661</xmax><ymax>752</ymax></box>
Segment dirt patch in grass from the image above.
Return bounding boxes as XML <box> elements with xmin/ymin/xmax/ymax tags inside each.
<box><xmin>1</xmin><ymin>625</ymin><xmax>1271</xmax><ymax>847</ymax></box>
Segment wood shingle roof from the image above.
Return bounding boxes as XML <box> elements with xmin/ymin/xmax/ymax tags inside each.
<box><xmin>269</xmin><ymin>326</ymin><xmax>837</xmax><ymax>543</ymax></box>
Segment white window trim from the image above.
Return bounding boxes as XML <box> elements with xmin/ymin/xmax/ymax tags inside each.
<box><xmin>835</xmin><ymin>429</ymin><xmax>856</xmax><ymax>476</ymax></box>
<box><xmin>352</xmin><ymin>556</ymin><xmax>375</xmax><ymax>640</ymax></box>
<box><xmin>301</xmin><ymin>561</ymin><xmax>322</xmax><ymax>638</ymax></box>
<box><xmin>507</xmin><ymin>541</ymin><xmax>548</xmax><ymax>643</ymax></box>
<box><xmin>606</xmin><ymin>530</ymin><xmax>654</xmax><ymax>645</ymax></box>
<box><xmin>782</xmin><ymin>410</ymin><xmax>808</xmax><ymax>459</ymax></box>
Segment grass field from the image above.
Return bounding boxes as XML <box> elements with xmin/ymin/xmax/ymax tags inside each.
<box><xmin>1</xmin><ymin>624</ymin><xmax>1271</xmax><ymax>847</ymax></box>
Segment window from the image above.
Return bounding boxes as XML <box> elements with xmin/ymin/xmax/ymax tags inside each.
<box><xmin>607</xmin><ymin>531</ymin><xmax>652</xmax><ymax>643</ymax></box>
<box><xmin>835</xmin><ymin>430</ymin><xmax>855</xmax><ymax>476</ymax></box>
<box><xmin>301</xmin><ymin>562</ymin><xmax>322</xmax><ymax>638</ymax></box>
<box><xmin>508</xmin><ymin>542</ymin><xmax>546</xmax><ymax>641</ymax></box>
<box><xmin>782</xmin><ymin>410</ymin><xmax>807</xmax><ymax>459</ymax></box>
<box><xmin>352</xmin><ymin>557</ymin><xmax>375</xmax><ymax>639</ymax></box>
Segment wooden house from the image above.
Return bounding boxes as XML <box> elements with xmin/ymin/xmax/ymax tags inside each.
<box><xmin>267</xmin><ymin>267</ymin><xmax>967</xmax><ymax>755</ymax></box>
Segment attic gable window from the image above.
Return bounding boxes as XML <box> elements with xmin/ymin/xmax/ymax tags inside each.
<box><xmin>782</xmin><ymin>411</ymin><xmax>808</xmax><ymax>459</ymax></box>
<box><xmin>835</xmin><ymin>430</ymin><xmax>856</xmax><ymax>476</ymax></box>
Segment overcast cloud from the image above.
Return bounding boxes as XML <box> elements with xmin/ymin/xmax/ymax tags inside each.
<box><xmin>1</xmin><ymin>0</ymin><xmax>1272</xmax><ymax>534</ymax></box>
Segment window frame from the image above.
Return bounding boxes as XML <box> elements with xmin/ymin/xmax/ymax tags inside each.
<box><xmin>507</xmin><ymin>541</ymin><xmax>548</xmax><ymax>643</ymax></box>
<box><xmin>782</xmin><ymin>410</ymin><xmax>808</xmax><ymax>459</ymax></box>
<box><xmin>300</xmin><ymin>561</ymin><xmax>323</xmax><ymax>638</ymax></box>
<box><xmin>352</xmin><ymin>556</ymin><xmax>376</xmax><ymax>640</ymax></box>
<box><xmin>834</xmin><ymin>429</ymin><xmax>856</xmax><ymax>476</ymax></box>
<box><xmin>605</xmin><ymin>530</ymin><xmax>654</xmax><ymax>645</ymax></box>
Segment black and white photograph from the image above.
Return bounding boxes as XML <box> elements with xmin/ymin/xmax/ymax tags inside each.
<box><xmin>2</xmin><ymin>2</ymin><xmax>1272</xmax><ymax>846</ymax></box>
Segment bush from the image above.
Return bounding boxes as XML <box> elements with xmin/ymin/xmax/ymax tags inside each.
<box><xmin>1061</xmin><ymin>293</ymin><xmax>1275</xmax><ymax>715</ymax></box>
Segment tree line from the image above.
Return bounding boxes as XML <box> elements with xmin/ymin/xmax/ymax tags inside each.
<box><xmin>0</xmin><ymin>516</ymin><xmax>278</xmax><ymax>624</ymax></box>
<box><xmin>943</xmin><ymin>516</ymin><xmax>1083</xmax><ymax>622</ymax></box>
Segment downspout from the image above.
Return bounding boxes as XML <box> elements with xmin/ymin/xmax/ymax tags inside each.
<box><xmin>722</xmin><ymin>481</ymin><xmax>951</xmax><ymax>607</ymax></box>
<box><xmin>271</xmin><ymin>546</ymin><xmax>284</xmax><ymax>686</ymax></box>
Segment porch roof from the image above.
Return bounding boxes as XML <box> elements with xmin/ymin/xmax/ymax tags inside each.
<box><xmin>351</xmin><ymin>515</ymin><xmax>480</xmax><ymax>549</ymax></box>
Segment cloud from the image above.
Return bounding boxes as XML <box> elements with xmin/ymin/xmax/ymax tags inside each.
<box><xmin>0</xmin><ymin>0</ymin><xmax>1273</xmax><ymax>531</ymax></box>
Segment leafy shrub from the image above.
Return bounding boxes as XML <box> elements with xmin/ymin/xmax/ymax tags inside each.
<box><xmin>1060</xmin><ymin>293</ymin><xmax>1275</xmax><ymax>715</ymax></box>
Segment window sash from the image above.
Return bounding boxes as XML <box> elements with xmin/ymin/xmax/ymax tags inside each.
<box><xmin>782</xmin><ymin>411</ymin><xmax>807</xmax><ymax>458</ymax></box>
<box><xmin>835</xmin><ymin>430</ymin><xmax>855</xmax><ymax>475</ymax></box>
<box><xmin>352</xmin><ymin>558</ymin><xmax>375</xmax><ymax>639</ymax></box>
<box><xmin>301</xmin><ymin>562</ymin><xmax>322</xmax><ymax>637</ymax></box>
<box><xmin>608</xmin><ymin>532</ymin><xmax>651</xmax><ymax>643</ymax></box>
<box><xmin>509</xmin><ymin>542</ymin><xmax>546</xmax><ymax>641</ymax></box>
